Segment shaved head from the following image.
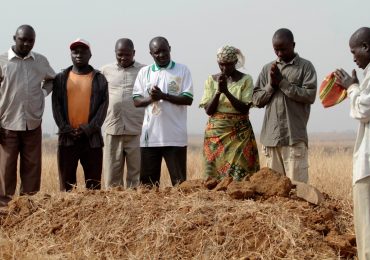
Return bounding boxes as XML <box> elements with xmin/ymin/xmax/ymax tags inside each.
<box><xmin>349</xmin><ymin>27</ymin><xmax>370</xmax><ymax>69</ymax></box>
<box><xmin>115</xmin><ymin>38</ymin><xmax>134</xmax><ymax>50</ymax></box>
<box><xmin>13</xmin><ymin>24</ymin><xmax>36</xmax><ymax>58</ymax></box>
<box><xmin>149</xmin><ymin>36</ymin><xmax>169</xmax><ymax>49</ymax></box>
<box><xmin>149</xmin><ymin>36</ymin><xmax>171</xmax><ymax>67</ymax></box>
<box><xmin>273</xmin><ymin>28</ymin><xmax>294</xmax><ymax>42</ymax></box>
<box><xmin>15</xmin><ymin>24</ymin><xmax>35</xmax><ymax>37</ymax></box>
<box><xmin>115</xmin><ymin>38</ymin><xmax>135</xmax><ymax>68</ymax></box>
<box><xmin>350</xmin><ymin>27</ymin><xmax>370</xmax><ymax>46</ymax></box>
<box><xmin>272</xmin><ymin>28</ymin><xmax>296</xmax><ymax>62</ymax></box>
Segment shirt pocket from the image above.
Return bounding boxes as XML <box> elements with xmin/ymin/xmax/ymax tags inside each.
<box><xmin>289</xmin><ymin>143</ymin><xmax>308</xmax><ymax>168</ymax></box>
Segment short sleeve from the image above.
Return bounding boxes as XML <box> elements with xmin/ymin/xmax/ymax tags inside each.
<box><xmin>132</xmin><ymin>67</ymin><xmax>147</xmax><ymax>99</ymax></box>
<box><xmin>180</xmin><ymin>66</ymin><xmax>193</xmax><ymax>99</ymax></box>
<box><xmin>199</xmin><ymin>76</ymin><xmax>216</xmax><ymax>108</ymax></box>
<box><xmin>240</xmin><ymin>75</ymin><xmax>253</xmax><ymax>104</ymax></box>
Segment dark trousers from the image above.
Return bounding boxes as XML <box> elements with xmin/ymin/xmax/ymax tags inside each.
<box><xmin>0</xmin><ymin>126</ymin><xmax>42</xmax><ymax>204</ymax></box>
<box><xmin>58</xmin><ymin>136</ymin><xmax>102</xmax><ymax>191</ymax></box>
<box><xmin>140</xmin><ymin>146</ymin><xmax>187</xmax><ymax>186</ymax></box>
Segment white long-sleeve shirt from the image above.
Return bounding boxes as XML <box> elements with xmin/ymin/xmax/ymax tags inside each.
<box><xmin>348</xmin><ymin>63</ymin><xmax>370</xmax><ymax>184</ymax></box>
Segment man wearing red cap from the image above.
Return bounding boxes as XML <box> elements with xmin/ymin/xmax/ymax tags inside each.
<box><xmin>52</xmin><ymin>38</ymin><xmax>108</xmax><ymax>191</ymax></box>
<box><xmin>0</xmin><ymin>25</ymin><xmax>56</xmax><ymax>206</ymax></box>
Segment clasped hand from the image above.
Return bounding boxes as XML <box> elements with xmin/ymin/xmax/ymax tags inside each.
<box><xmin>270</xmin><ymin>62</ymin><xmax>283</xmax><ymax>88</ymax></box>
<box><xmin>334</xmin><ymin>69</ymin><xmax>359</xmax><ymax>90</ymax></box>
<box><xmin>150</xmin><ymin>86</ymin><xmax>165</xmax><ymax>101</ymax></box>
<box><xmin>70</xmin><ymin>128</ymin><xmax>84</xmax><ymax>140</ymax></box>
<box><xmin>217</xmin><ymin>74</ymin><xmax>228</xmax><ymax>93</ymax></box>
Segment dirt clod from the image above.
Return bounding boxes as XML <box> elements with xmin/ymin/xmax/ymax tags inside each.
<box><xmin>250</xmin><ymin>167</ymin><xmax>293</xmax><ymax>197</ymax></box>
<box><xmin>0</xmin><ymin>168</ymin><xmax>356</xmax><ymax>259</ymax></box>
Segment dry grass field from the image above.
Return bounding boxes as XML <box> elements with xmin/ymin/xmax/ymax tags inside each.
<box><xmin>41</xmin><ymin>135</ymin><xmax>354</xmax><ymax>200</ymax></box>
<box><xmin>0</xmin><ymin>135</ymin><xmax>357</xmax><ymax>259</ymax></box>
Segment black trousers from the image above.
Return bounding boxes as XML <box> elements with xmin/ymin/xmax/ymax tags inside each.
<box><xmin>140</xmin><ymin>146</ymin><xmax>187</xmax><ymax>186</ymax></box>
<box><xmin>57</xmin><ymin>136</ymin><xmax>102</xmax><ymax>191</ymax></box>
<box><xmin>0</xmin><ymin>126</ymin><xmax>41</xmax><ymax>205</ymax></box>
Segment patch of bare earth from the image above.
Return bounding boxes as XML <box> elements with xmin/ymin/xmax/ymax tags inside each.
<box><xmin>0</xmin><ymin>168</ymin><xmax>355</xmax><ymax>259</ymax></box>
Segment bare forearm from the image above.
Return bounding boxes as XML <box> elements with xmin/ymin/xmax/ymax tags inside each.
<box><xmin>224</xmin><ymin>91</ymin><xmax>251</xmax><ymax>113</ymax></box>
<box><xmin>164</xmin><ymin>94</ymin><xmax>193</xmax><ymax>106</ymax></box>
<box><xmin>133</xmin><ymin>97</ymin><xmax>153</xmax><ymax>107</ymax></box>
<box><xmin>204</xmin><ymin>92</ymin><xmax>221</xmax><ymax>115</ymax></box>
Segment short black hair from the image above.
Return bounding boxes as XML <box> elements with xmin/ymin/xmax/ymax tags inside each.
<box><xmin>115</xmin><ymin>38</ymin><xmax>134</xmax><ymax>50</ymax></box>
<box><xmin>351</xmin><ymin>27</ymin><xmax>370</xmax><ymax>46</ymax></box>
<box><xmin>273</xmin><ymin>28</ymin><xmax>294</xmax><ymax>42</ymax></box>
<box><xmin>15</xmin><ymin>24</ymin><xmax>35</xmax><ymax>36</ymax></box>
<box><xmin>149</xmin><ymin>36</ymin><xmax>169</xmax><ymax>49</ymax></box>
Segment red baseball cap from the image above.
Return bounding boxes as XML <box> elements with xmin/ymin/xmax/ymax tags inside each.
<box><xmin>70</xmin><ymin>38</ymin><xmax>90</xmax><ymax>50</ymax></box>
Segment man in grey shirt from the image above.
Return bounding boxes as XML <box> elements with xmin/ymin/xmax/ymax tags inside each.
<box><xmin>101</xmin><ymin>38</ymin><xmax>145</xmax><ymax>188</ymax></box>
<box><xmin>0</xmin><ymin>25</ymin><xmax>55</xmax><ymax>206</ymax></box>
<box><xmin>253</xmin><ymin>28</ymin><xmax>317</xmax><ymax>183</ymax></box>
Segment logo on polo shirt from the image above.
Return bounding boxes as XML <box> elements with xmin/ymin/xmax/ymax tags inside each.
<box><xmin>168</xmin><ymin>77</ymin><xmax>182</xmax><ymax>95</ymax></box>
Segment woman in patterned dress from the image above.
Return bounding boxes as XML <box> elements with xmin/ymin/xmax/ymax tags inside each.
<box><xmin>199</xmin><ymin>46</ymin><xmax>260</xmax><ymax>180</ymax></box>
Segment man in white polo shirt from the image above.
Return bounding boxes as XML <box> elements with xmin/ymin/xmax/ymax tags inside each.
<box><xmin>133</xmin><ymin>36</ymin><xmax>193</xmax><ymax>186</ymax></box>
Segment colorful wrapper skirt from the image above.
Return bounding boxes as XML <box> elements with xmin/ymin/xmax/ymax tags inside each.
<box><xmin>203</xmin><ymin>112</ymin><xmax>260</xmax><ymax>181</ymax></box>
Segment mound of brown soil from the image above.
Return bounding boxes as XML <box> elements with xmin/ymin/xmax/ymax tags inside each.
<box><xmin>0</xmin><ymin>168</ymin><xmax>356</xmax><ymax>259</ymax></box>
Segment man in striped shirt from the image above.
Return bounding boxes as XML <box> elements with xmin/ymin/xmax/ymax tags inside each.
<box><xmin>0</xmin><ymin>25</ymin><xmax>55</xmax><ymax>206</ymax></box>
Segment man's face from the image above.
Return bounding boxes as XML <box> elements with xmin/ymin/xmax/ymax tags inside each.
<box><xmin>349</xmin><ymin>38</ymin><xmax>370</xmax><ymax>70</ymax></box>
<box><xmin>71</xmin><ymin>45</ymin><xmax>91</xmax><ymax>67</ymax></box>
<box><xmin>150</xmin><ymin>40</ymin><xmax>171</xmax><ymax>67</ymax></box>
<box><xmin>13</xmin><ymin>29</ymin><xmax>35</xmax><ymax>57</ymax></box>
<box><xmin>115</xmin><ymin>46</ymin><xmax>135</xmax><ymax>68</ymax></box>
<box><xmin>272</xmin><ymin>37</ymin><xmax>295</xmax><ymax>63</ymax></box>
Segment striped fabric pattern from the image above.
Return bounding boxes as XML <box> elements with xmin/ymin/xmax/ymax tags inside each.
<box><xmin>319</xmin><ymin>73</ymin><xmax>347</xmax><ymax>108</ymax></box>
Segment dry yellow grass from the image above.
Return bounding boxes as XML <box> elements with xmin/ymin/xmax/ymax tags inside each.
<box><xmin>41</xmin><ymin>137</ymin><xmax>354</xmax><ymax>201</ymax></box>
<box><xmin>0</xmin><ymin>136</ymin><xmax>356</xmax><ymax>259</ymax></box>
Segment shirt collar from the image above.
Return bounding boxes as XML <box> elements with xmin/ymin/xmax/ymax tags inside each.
<box><xmin>277</xmin><ymin>53</ymin><xmax>299</xmax><ymax>65</ymax></box>
<box><xmin>116</xmin><ymin>60</ymin><xmax>140</xmax><ymax>70</ymax></box>
<box><xmin>364</xmin><ymin>62</ymin><xmax>370</xmax><ymax>77</ymax></box>
<box><xmin>8</xmin><ymin>48</ymin><xmax>35</xmax><ymax>61</ymax></box>
<box><xmin>151</xmin><ymin>60</ymin><xmax>175</xmax><ymax>72</ymax></box>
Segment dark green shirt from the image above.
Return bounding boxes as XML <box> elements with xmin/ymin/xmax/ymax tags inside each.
<box><xmin>253</xmin><ymin>54</ymin><xmax>317</xmax><ymax>147</ymax></box>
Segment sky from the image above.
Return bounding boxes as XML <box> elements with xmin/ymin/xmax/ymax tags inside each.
<box><xmin>0</xmin><ymin>0</ymin><xmax>369</xmax><ymax>135</ymax></box>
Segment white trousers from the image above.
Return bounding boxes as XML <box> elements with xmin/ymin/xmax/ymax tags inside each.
<box><xmin>263</xmin><ymin>142</ymin><xmax>309</xmax><ymax>183</ymax></box>
<box><xmin>353</xmin><ymin>176</ymin><xmax>370</xmax><ymax>260</ymax></box>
